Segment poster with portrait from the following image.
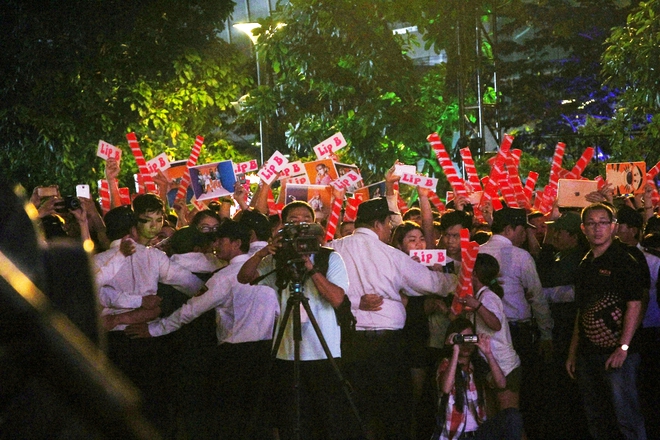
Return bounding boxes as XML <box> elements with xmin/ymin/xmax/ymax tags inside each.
<box><xmin>352</xmin><ymin>180</ymin><xmax>386</xmax><ymax>200</ymax></box>
<box><xmin>606</xmin><ymin>161</ymin><xmax>646</xmax><ymax>195</ymax></box>
<box><xmin>189</xmin><ymin>160</ymin><xmax>237</xmax><ymax>201</ymax></box>
<box><xmin>284</xmin><ymin>184</ymin><xmax>333</xmax><ymax>221</ymax></box>
<box><xmin>334</xmin><ymin>162</ymin><xmax>364</xmax><ymax>192</ymax></box>
<box><xmin>304</xmin><ymin>158</ymin><xmax>338</xmax><ymax>186</ymax></box>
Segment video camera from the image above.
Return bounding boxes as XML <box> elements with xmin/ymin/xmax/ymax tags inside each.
<box><xmin>273</xmin><ymin>222</ymin><xmax>324</xmax><ymax>287</ymax></box>
<box><xmin>277</xmin><ymin>222</ymin><xmax>324</xmax><ymax>256</ymax></box>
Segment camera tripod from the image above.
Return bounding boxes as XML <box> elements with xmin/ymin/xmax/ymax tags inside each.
<box><xmin>268</xmin><ymin>259</ymin><xmax>366</xmax><ymax>440</ymax></box>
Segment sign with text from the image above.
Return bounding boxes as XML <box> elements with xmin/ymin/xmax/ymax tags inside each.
<box><xmin>393</xmin><ymin>163</ymin><xmax>416</xmax><ymax>177</ymax></box>
<box><xmin>97</xmin><ymin>140</ymin><xmax>122</xmax><ymax>161</ymax></box>
<box><xmin>330</xmin><ymin>170</ymin><xmax>363</xmax><ymax>192</ymax></box>
<box><xmin>410</xmin><ymin>249</ymin><xmax>447</xmax><ymax>266</ymax></box>
<box><xmin>313</xmin><ymin>132</ymin><xmax>347</xmax><ymax>159</ymax></box>
<box><xmin>283</xmin><ymin>175</ymin><xmax>310</xmax><ymax>186</ymax></box>
<box><xmin>278</xmin><ymin>161</ymin><xmax>307</xmax><ymax>180</ymax></box>
<box><xmin>147</xmin><ymin>153</ymin><xmax>171</xmax><ymax>176</ymax></box>
<box><xmin>234</xmin><ymin>159</ymin><xmax>259</xmax><ymax>175</ymax></box>
<box><xmin>399</xmin><ymin>173</ymin><xmax>438</xmax><ymax>190</ymax></box>
<box><xmin>258</xmin><ymin>151</ymin><xmax>289</xmax><ymax>185</ymax></box>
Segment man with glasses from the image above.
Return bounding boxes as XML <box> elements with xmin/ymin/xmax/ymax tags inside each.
<box><xmin>329</xmin><ymin>197</ymin><xmax>458</xmax><ymax>439</ymax></box>
<box><xmin>566</xmin><ymin>202</ymin><xmax>647</xmax><ymax>440</ymax></box>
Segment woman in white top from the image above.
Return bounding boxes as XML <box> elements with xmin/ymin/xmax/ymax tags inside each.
<box><xmin>458</xmin><ymin>253</ymin><xmax>522</xmax><ymax>412</ymax></box>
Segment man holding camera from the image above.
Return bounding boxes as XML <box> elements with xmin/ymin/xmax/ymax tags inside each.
<box><xmin>329</xmin><ymin>197</ymin><xmax>458</xmax><ymax>440</ymax></box>
<box><xmin>237</xmin><ymin>200</ymin><xmax>352</xmax><ymax>439</ymax></box>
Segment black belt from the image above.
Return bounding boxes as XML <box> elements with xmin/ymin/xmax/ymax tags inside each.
<box><xmin>508</xmin><ymin>319</ymin><xmax>533</xmax><ymax>328</ymax></box>
<box><xmin>459</xmin><ymin>431</ymin><xmax>478</xmax><ymax>439</ymax></box>
<box><xmin>354</xmin><ymin>329</ymin><xmax>401</xmax><ymax>338</ymax></box>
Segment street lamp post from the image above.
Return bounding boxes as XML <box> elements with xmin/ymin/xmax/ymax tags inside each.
<box><xmin>233</xmin><ymin>23</ymin><xmax>265</xmax><ymax>166</ymax></box>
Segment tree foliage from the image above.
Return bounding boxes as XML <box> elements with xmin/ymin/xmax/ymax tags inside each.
<box><xmin>0</xmin><ymin>0</ymin><xmax>250</xmax><ymax>192</ymax></box>
<box><xmin>235</xmin><ymin>0</ymin><xmax>461</xmax><ymax>183</ymax></box>
<box><xmin>583</xmin><ymin>0</ymin><xmax>660</xmax><ymax>164</ymax></box>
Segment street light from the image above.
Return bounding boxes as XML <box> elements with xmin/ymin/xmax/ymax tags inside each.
<box><xmin>233</xmin><ymin>22</ymin><xmax>264</xmax><ymax>166</ymax></box>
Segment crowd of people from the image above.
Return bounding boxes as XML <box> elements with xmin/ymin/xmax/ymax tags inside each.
<box><xmin>16</xmin><ymin>160</ymin><xmax>660</xmax><ymax>440</ymax></box>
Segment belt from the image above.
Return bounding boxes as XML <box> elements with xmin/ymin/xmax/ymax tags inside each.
<box><xmin>459</xmin><ymin>431</ymin><xmax>478</xmax><ymax>439</ymax></box>
<box><xmin>354</xmin><ymin>329</ymin><xmax>401</xmax><ymax>338</ymax></box>
<box><xmin>508</xmin><ymin>319</ymin><xmax>532</xmax><ymax>328</ymax></box>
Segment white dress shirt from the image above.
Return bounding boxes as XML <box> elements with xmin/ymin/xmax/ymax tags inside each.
<box><xmin>473</xmin><ymin>286</ymin><xmax>521</xmax><ymax>376</ymax></box>
<box><xmin>329</xmin><ymin>228</ymin><xmax>457</xmax><ymax>331</ymax></box>
<box><xmin>93</xmin><ymin>240</ymin><xmax>204</xmax><ymax>330</ymax></box>
<box><xmin>148</xmin><ymin>253</ymin><xmax>280</xmax><ymax>344</ymax></box>
<box><xmin>257</xmin><ymin>251</ymin><xmax>349</xmax><ymax>360</ymax></box>
<box><xmin>479</xmin><ymin>234</ymin><xmax>553</xmax><ymax>340</ymax></box>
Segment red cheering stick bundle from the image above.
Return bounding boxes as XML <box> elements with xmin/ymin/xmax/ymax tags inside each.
<box><xmin>567</xmin><ymin>147</ymin><xmax>594</xmax><ymax>179</ymax></box>
<box><xmin>324</xmin><ymin>197</ymin><xmax>344</xmax><ymax>242</ymax></box>
<box><xmin>459</xmin><ymin>148</ymin><xmax>483</xmax><ymax>192</ymax></box>
<box><xmin>428</xmin><ymin>191</ymin><xmax>446</xmax><ymax>212</ymax></box>
<box><xmin>647</xmin><ymin>160</ymin><xmax>660</xmax><ymax>181</ymax></box>
<box><xmin>126</xmin><ymin>133</ymin><xmax>156</xmax><ymax>193</ymax></box>
<box><xmin>99</xmin><ymin>180</ymin><xmax>110</xmax><ymax>214</ymax></box>
<box><xmin>427</xmin><ymin>133</ymin><xmax>468</xmax><ymax>195</ymax></box>
<box><xmin>523</xmin><ymin>172</ymin><xmax>539</xmax><ymax>201</ymax></box>
<box><xmin>451</xmin><ymin>228</ymin><xmax>480</xmax><ymax>315</ymax></box>
<box><xmin>175</xmin><ymin>135</ymin><xmax>204</xmax><ymax>204</ymax></box>
<box><xmin>343</xmin><ymin>196</ymin><xmax>362</xmax><ymax>222</ymax></box>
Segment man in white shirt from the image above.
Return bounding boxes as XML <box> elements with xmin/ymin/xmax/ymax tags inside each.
<box><xmin>479</xmin><ymin>206</ymin><xmax>553</xmax><ymax>438</ymax></box>
<box><xmin>93</xmin><ymin>205</ymin><xmax>204</xmax><ymax>435</ymax></box>
<box><xmin>329</xmin><ymin>197</ymin><xmax>458</xmax><ymax>439</ymax></box>
<box><xmin>237</xmin><ymin>201</ymin><xmax>352</xmax><ymax>439</ymax></box>
<box><xmin>126</xmin><ymin>220</ymin><xmax>280</xmax><ymax>439</ymax></box>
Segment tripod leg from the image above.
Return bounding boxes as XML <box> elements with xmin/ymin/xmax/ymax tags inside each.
<box><xmin>300</xmin><ymin>296</ymin><xmax>368</xmax><ymax>437</ymax></box>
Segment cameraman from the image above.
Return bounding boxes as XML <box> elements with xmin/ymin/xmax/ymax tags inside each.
<box><xmin>237</xmin><ymin>201</ymin><xmax>352</xmax><ymax>439</ymax></box>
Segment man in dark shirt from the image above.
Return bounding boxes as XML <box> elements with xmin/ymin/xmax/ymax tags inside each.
<box><xmin>566</xmin><ymin>202</ymin><xmax>647</xmax><ymax>440</ymax></box>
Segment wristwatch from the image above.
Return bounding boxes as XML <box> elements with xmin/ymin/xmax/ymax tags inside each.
<box><xmin>307</xmin><ymin>267</ymin><xmax>320</xmax><ymax>277</ymax></box>
<box><xmin>620</xmin><ymin>344</ymin><xmax>629</xmax><ymax>351</ymax></box>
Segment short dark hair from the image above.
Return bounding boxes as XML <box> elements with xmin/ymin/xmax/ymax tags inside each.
<box><xmin>440</xmin><ymin>209</ymin><xmax>472</xmax><ymax>232</ymax></box>
<box><xmin>581</xmin><ymin>202</ymin><xmax>615</xmax><ymax>224</ymax></box>
<box><xmin>104</xmin><ymin>206</ymin><xmax>137</xmax><ymax>241</ymax></box>
<box><xmin>282</xmin><ymin>201</ymin><xmax>315</xmax><ymax>223</ymax></box>
<box><xmin>403</xmin><ymin>207</ymin><xmax>421</xmax><ymax>221</ymax></box>
<box><xmin>190</xmin><ymin>210</ymin><xmax>222</xmax><ymax>228</ymax></box>
<box><xmin>237</xmin><ymin>209</ymin><xmax>272</xmax><ymax>242</ymax></box>
<box><xmin>132</xmin><ymin>193</ymin><xmax>164</xmax><ymax>216</ymax></box>
<box><xmin>216</xmin><ymin>220</ymin><xmax>251</xmax><ymax>253</ymax></box>
<box><xmin>169</xmin><ymin>226</ymin><xmax>212</xmax><ymax>255</ymax></box>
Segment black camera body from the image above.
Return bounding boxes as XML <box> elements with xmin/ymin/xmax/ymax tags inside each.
<box><xmin>278</xmin><ymin>222</ymin><xmax>324</xmax><ymax>256</ymax></box>
<box><xmin>54</xmin><ymin>196</ymin><xmax>81</xmax><ymax>214</ymax></box>
<box><xmin>452</xmin><ymin>334</ymin><xmax>479</xmax><ymax>344</ymax></box>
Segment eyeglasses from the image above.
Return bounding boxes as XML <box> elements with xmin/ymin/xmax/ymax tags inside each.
<box><xmin>583</xmin><ymin>220</ymin><xmax>613</xmax><ymax>229</ymax></box>
<box><xmin>198</xmin><ymin>225</ymin><xmax>220</xmax><ymax>233</ymax></box>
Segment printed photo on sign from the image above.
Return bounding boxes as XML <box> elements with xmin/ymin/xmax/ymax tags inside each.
<box><xmin>334</xmin><ymin>163</ymin><xmax>363</xmax><ymax>192</ymax></box>
<box><xmin>189</xmin><ymin>160</ymin><xmax>236</xmax><ymax>201</ymax></box>
<box><xmin>606</xmin><ymin>161</ymin><xmax>646</xmax><ymax>195</ymax></box>
<box><xmin>165</xmin><ymin>160</ymin><xmax>194</xmax><ymax>205</ymax></box>
<box><xmin>284</xmin><ymin>184</ymin><xmax>333</xmax><ymax>221</ymax></box>
<box><xmin>304</xmin><ymin>158</ymin><xmax>338</xmax><ymax>186</ymax></box>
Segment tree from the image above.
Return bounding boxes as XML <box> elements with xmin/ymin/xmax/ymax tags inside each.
<box><xmin>583</xmin><ymin>0</ymin><xmax>660</xmax><ymax>164</ymax></box>
<box><xmin>0</xmin><ymin>0</ymin><xmax>250</xmax><ymax>192</ymax></box>
<box><xmin>234</xmin><ymin>0</ymin><xmax>461</xmax><ymax>183</ymax></box>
